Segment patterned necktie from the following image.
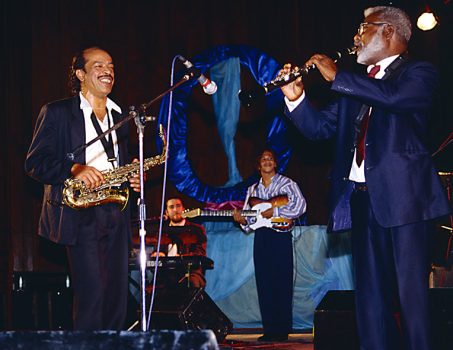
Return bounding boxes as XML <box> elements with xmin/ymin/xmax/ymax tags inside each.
<box><xmin>356</xmin><ymin>65</ymin><xmax>381</xmax><ymax>167</ymax></box>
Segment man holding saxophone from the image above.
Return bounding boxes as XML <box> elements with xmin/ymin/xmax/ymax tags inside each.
<box><xmin>25</xmin><ymin>47</ymin><xmax>141</xmax><ymax>330</ymax></box>
<box><xmin>280</xmin><ymin>5</ymin><xmax>450</xmax><ymax>350</ymax></box>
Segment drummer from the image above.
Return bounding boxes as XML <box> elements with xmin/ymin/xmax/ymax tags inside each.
<box><xmin>128</xmin><ymin>197</ymin><xmax>207</xmax><ymax>306</ymax></box>
<box><xmin>156</xmin><ymin>197</ymin><xmax>207</xmax><ymax>288</ymax></box>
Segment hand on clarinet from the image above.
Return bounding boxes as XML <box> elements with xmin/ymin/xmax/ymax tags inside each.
<box><xmin>305</xmin><ymin>54</ymin><xmax>337</xmax><ymax>82</ymax></box>
<box><xmin>279</xmin><ymin>64</ymin><xmax>305</xmax><ymax>101</ymax></box>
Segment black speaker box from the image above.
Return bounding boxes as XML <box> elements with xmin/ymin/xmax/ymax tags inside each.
<box><xmin>313</xmin><ymin>290</ymin><xmax>358</xmax><ymax>350</ymax></box>
<box><xmin>314</xmin><ymin>289</ymin><xmax>453</xmax><ymax>350</ymax></box>
<box><xmin>0</xmin><ymin>330</ymin><xmax>219</xmax><ymax>350</ymax></box>
<box><xmin>429</xmin><ymin>288</ymin><xmax>453</xmax><ymax>348</ymax></box>
<box><xmin>10</xmin><ymin>272</ymin><xmax>73</xmax><ymax>330</ymax></box>
<box><xmin>149</xmin><ymin>287</ymin><xmax>232</xmax><ymax>343</ymax></box>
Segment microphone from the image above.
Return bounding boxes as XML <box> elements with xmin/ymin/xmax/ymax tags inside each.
<box><xmin>177</xmin><ymin>55</ymin><xmax>217</xmax><ymax>95</ymax></box>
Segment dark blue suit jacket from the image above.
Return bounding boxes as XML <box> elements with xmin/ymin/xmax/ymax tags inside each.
<box><xmin>25</xmin><ymin>95</ymin><xmax>131</xmax><ymax>244</ymax></box>
<box><xmin>286</xmin><ymin>58</ymin><xmax>450</xmax><ymax>231</ymax></box>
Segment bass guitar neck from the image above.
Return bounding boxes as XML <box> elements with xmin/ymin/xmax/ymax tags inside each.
<box><xmin>182</xmin><ymin>195</ymin><xmax>294</xmax><ymax>232</ymax></box>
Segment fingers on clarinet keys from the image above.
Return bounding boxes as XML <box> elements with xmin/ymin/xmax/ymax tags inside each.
<box><xmin>280</xmin><ymin>64</ymin><xmax>293</xmax><ymax>77</ymax></box>
<box><xmin>283</xmin><ymin>63</ymin><xmax>293</xmax><ymax>70</ymax></box>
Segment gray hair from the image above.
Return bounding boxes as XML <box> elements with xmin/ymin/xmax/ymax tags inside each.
<box><xmin>365</xmin><ymin>6</ymin><xmax>412</xmax><ymax>44</ymax></box>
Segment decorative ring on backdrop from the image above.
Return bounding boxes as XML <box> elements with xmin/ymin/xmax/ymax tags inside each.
<box><xmin>157</xmin><ymin>45</ymin><xmax>292</xmax><ymax>203</ymax></box>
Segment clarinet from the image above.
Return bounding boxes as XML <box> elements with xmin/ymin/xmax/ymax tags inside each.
<box><xmin>238</xmin><ymin>46</ymin><xmax>357</xmax><ymax>107</ymax></box>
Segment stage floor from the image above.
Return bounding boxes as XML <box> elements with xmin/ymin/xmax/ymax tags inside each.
<box><xmin>220</xmin><ymin>330</ymin><xmax>314</xmax><ymax>349</ymax></box>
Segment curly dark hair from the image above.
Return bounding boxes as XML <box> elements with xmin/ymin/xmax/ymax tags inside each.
<box><xmin>68</xmin><ymin>46</ymin><xmax>102</xmax><ymax>95</ymax></box>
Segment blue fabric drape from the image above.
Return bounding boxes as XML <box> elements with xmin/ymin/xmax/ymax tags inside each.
<box><xmin>204</xmin><ymin>221</ymin><xmax>255</xmax><ymax>300</ymax></box>
<box><xmin>210</xmin><ymin>57</ymin><xmax>243</xmax><ymax>187</ymax></box>
<box><xmin>204</xmin><ymin>222</ymin><xmax>353</xmax><ymax>329</ymax></box>
<box><xmin>157</xmin><ymin>45</ymin><xmax>291</xmax><ymax>203</ymax></box>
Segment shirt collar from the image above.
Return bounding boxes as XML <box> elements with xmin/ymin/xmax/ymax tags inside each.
<box><xmin>367</xmin><ymin>54</ymin><xmax>399</xmax><ymax>75</ymax></box>
<box><xmin>79</xmin><ymin>92</ymin><xmax>122</xmax><ymax>114</ymax></box>
<box><xmin>259</xmin><ymin>173</ymin><xmax>278</xmax><ymax>184</ymax></box>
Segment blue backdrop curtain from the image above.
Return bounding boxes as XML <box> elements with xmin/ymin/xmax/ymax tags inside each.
<box><xmin>203</xmin><ymin>222</ymin><xmax>353</xmax><ymax>329</ymax></box>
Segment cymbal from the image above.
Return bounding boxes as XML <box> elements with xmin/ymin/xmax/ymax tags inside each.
<box><xmin>131</xmin><ymin>225</ymin><xmax>206</xmax><ymax>246</ymax></box>
<box><xmin>131</xmin><ymin>220</ymin><xmax>199</xmax><ymax>234</ymax></box>
<box><xmin>171</xmin><ymin>232</ymin><xmax>203</xmax><ymax>244</ymax></box>
<box><xmin>131</xmin><ymin>233</ymin><xmax>172</xmax><ymax>246</ymax></box>
<box><xmin>165</xmin><ymin>225</ymin><xmax>206</xmax><ymax>244</ymax></box>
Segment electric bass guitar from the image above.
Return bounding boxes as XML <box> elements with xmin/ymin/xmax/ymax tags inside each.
<box><xmin>182</xmin><ymin>195</ymin><xmax>294</xmax><ymax>232</ymax></box>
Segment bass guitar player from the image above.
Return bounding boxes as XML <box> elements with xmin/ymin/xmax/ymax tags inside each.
<box><xmin>233</xmin><ymin>149</ymin><xmax>306</xmax><ymax>342</ymax></box>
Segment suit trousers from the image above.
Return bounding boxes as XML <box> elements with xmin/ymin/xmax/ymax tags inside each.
<box><xmin>253</xmin><ymin>227</ymin><xmax>293</xmax><ymax>335</ymax></box>
<box><xmin>66</xmin><ymin>203</ymin><xmax>129</xmax><ymax>330</ymax></box>
<box><xmin>350</xmin><ymin>189</ymin><xmax>432</xmax><ymax>350</ymax></box>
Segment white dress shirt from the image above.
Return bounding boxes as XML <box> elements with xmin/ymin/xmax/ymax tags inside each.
<box><xmin>79</xmin><ymin>92</ymin><xmax>122</xmax><ymax>171</ymax></box>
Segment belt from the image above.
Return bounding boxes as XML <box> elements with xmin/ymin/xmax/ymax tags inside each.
<box><xmin>353</xmin><ymin>182</ymin><xmax>368</xmax><ymax>191</ymax></box>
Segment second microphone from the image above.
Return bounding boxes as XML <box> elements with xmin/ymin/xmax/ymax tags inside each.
<box><xmin>178</xmin><ymin>55</ymin><xmax>217</xmax><ymax>95</ymax></box>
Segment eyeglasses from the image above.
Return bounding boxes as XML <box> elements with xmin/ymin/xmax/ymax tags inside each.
<box><xmin>357</xmin><ymin>22</ymin><xmax>391</xmax><ymax>36</ymax></box>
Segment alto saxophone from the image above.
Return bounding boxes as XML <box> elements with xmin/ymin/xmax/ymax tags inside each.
<box><xmin>62</xmin><ymin>126</ymin><xmax>167</xmax><ymax>210</ymax></box>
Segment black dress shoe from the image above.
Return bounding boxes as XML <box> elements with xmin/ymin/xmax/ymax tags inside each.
<box><xmin>257</xmin><ymin>334</ymin><xmax>272</xmax><ymax>342</ymax></box>
<box><xmin>257</xmin><ymin>333</ymin><xmax>288</xmax><ymax>342</ymax></box>
<box><xmin>271</xmin><ymin>334</ymin><xmax>289</xmax><ymax>342</ymax></box>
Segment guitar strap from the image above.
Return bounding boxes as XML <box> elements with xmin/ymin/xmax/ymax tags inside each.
<box><xmin>244</xmin><ymin>180</ymin><xmax>260</xmax><ymax>209</ymax></box>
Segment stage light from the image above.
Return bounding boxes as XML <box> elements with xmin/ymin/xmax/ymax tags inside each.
<box><xmin>417</xmin><ymin>6</ymin><xmax>439</xmax><ymax>31</ymax></box>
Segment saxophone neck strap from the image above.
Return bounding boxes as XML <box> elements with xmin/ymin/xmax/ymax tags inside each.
<box><xmin>90</xmin><ymin>109</ymin><xmax>118</xmax><ymax>168</ymax></box>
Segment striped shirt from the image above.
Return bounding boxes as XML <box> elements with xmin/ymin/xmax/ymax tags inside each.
<box><xmin>241</xmin><ymin>173</ymin><xmax>306</xmax><ymax>232</ymax></box>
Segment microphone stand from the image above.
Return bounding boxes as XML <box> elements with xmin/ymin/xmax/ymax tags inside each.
<box><xmin>135</xmin><ymin>113</ymin><xmax>148</xmax><ymax>332</ymax></box>
<box><xmin>146</xmin><ymin>55</ymin><xmax>179</xmax><ymax>330</ymax></box>
<box><xmin>131</xmin><ymin>74</ymin><xmax>192</xmax><ymax>332</ymax></box>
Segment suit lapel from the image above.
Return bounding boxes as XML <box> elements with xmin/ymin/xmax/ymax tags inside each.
<box><xmin>353</xmin><ymin>54</ymin><xmax>409</xmax><ymax>140</ymax></box>
<box><xmin>381</xmin><ymin>53</ymin><xmax>408</xmax><ymax>81</ymax></box>
<box><xmin>69</xmin><ymin>95</ymin><xmax>86</xmax><ymax>165</ymax></box>
<box><xmin>112</xmin><ymin>109</ymin><xmax>128</xmax><ymax>166</ymax></box>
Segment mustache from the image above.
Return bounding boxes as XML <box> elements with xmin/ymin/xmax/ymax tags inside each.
<box><xmin>99</xmin><ymin>74</ymin><xmax>113</xmax><ymax>79</ymax></box>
